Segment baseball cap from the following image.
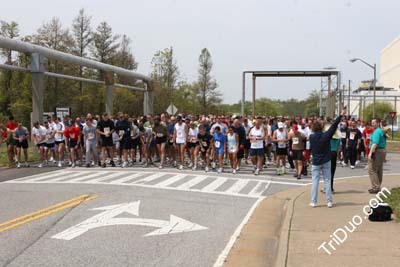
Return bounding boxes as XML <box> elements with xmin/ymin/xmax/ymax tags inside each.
<box><xmin>278</xmin><ymin>122</ymin><xmax>284</xmax><ymax>128</ymax></box>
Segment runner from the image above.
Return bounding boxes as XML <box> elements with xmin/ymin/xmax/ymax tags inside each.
<box><xmin>212</xmin><ymin>126</ymin><xmax>226</xmax><ymax>174</ymax></box>
<box><xmin>83</xmin><ymin>118</ymin><xmax>100</xmax><ymax>168</ymax></box>
<box><xmin>187</xmin><ymin>122</ymin><xmax>199</xmax><ymax>170</ymax></box>
<box><xmin>130</xmin><ymin>119</ymin><xmax>140</xmax><ymax>165</ymax></box>
<box><xmin>346</xmin><ymin>120</ymin><xmax>362</xmax><ymax>169</ymax></box>
<box><xmin>97</xmin><ymin>113</ymin><xmax>116</xmax><ymax>168</ymax></box>
<box><xmin>153</xmin><ymin>117</ymin><xmax>169</xmax><ymax>169</ymax></box>
<box><xmin>299</xmin><ymin>121</ymin><xmax>311</xmax><ymax>176</ymax></box>
<box><xmin>142</xmin><ymin>123</ymin><xmax>153</xmax><ymax>167</ymax></box>
<box><xmin>115</xmin><ymin>112</ymin><xmax>132</xmax><ymax>168</ymax></box>
<box><xmin>232</xmin><ymin>119</ymin><xmax>246</xmax><ymax>171</ymax></box>
<box><xmin>32</xmin><ymin>121</ymin><xmax>47</xmax><ymax>168</ymax></box>
<box><xmin>243</xmin><ymin>118</ymin><xmax>252</xmax><ymax>164</ymax></box>
<box><xmin>357</xmin><ymin>120</ymin><xmax>366</xmax><ymax>162</ymax></box>
<box><xmin>198</xmin><ymin>125</ymin><xmax>212</xmax><ymax>172</ymax></box>
<box><xmin>227</xmin><ymin>126</ymin><xmax>239</xmax><ymax>174</ymax></box>
<box><xmin>13</xmin><ymin>122</ymin><xmax>30</xmax><ymax>168</ymax></box>
<box><xmin>339</xmin><ymin>121</ymin><xmax>349</xmax><ymax>167</ymax></box>
<box><xmin>64</xmin><ymin>121</ymin><xmax>81</xmax><ymax>168</ymax></box>
<box><xmin>54</xmin><ymin>117</ymin><xmax>66</xmax><ymax>168</ymax></box>
<box><xmin>363</xmin><ymin>122</ymin><xmax>374</xmax><ymax>156</ymax></box>
<box><xmin>167</xmin><ymin>116</ymin><xmax>177</xmax><ymax>167</ymax></box>
<box><xmin>273</xmin><ymin>122</ymin><xmax>288</xmax><ymax>175</ymax></box>
<box><xmin>288</xmin><ymin>124</ymin><xmax>306</xmax><ymax>179</ymax></box>
<box><xmin>249</xmin><ymin>117</ymin><xmax>265</xmax><ymax>176</ymax></box>
<box><xmin>5</xmin><ymin>116</ymin><xmax>17</xmax><ymax>167</ymax></box>
<box><xmin>173</xmin><ymin>115</ymin><xmax>187</xmax><ymax>170</ymax></box>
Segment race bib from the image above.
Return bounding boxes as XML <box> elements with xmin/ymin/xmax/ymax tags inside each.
<box><xmin>350</xmin><ymin>133</ymin><xmax>355</xmax><ymax>140</ymax></box>
<box><xmin>278</xmin><ymin>142</ymin><xmax>286</xmax><ymax>148</ymax></box>
<box><xmin>104</xmin><ymin>127</ymin><xmax>110</xmax><ymax>135</ymax></box>
<box><xmin>119</xmin><ymin>130</ymin><xmax>125</xmax><ymax>136</ymax></box>
<box><xmin>215</xmin><ymin>141</ymin><xmax>221</xmax><ymax>148</ymax></box>
<box><xmin>70</xmin><ymin>133</ymin><xmax>75</xmax><ymax>139</ymax></box>
<box><xmin>230</xmin><ymin>146</ymin><xmax>237</xmax><ymax>152</ymax></box>
<box><xmin>366</xmin><ymin>134</ymin><xmax>371</xmax><ymax>139</ymax></box>
<box><xmin>46</xmin><ymin>134</ymin><xmax>51</xmax><ymax>139</ymax></box>
<box><xmin>341</xmin><ymin>132</ymin><xmax>346</xmax><ymax>139</ymax></box>
<box><xmin>156</xmin><ymin>133</ymin><xmax>164</xmax><ymax>138</ymax></box>
<box><xmin>202</xmin><ymin>141</ymin><xmax>208</xmax><ymax>147</ymax></box>
<box><xmin>306</xmin><ymin>141</ymin><xmax>310</xmax><ymax>150</ymax></box>
<box><xmin>293</xmin><ymin>137</ymin><xmax>299</xmax><ymax>145</ymax></box>
<box><xmin>88</xmin><ymin>133</ymin><xmax>95</xmax><ymax>140</ymax></box>
<box><xmin>177</xmin><ymin>131</ymin><xmax>183</xmax><ymax>137</ymax></box>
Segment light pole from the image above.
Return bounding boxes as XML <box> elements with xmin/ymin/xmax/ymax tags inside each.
<box><xmin>350</xmin><ymin>58</ymin><xmax>377</xmax><ymax>118</ymax></box>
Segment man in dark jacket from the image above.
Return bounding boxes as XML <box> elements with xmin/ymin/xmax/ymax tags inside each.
<box><xmin>309</xmin><ymin>108</ymin><xmax>346</xmax><ymax>208</ymax></box>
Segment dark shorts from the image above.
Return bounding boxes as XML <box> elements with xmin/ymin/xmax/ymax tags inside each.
<box><xmin>250</xmin><ymin>148</ymin><xmax>264</xmax><ymax>157</ymax></box>
<box><xmin>200</xmin><ymin>147</ymin><xmax>210</xmax><ymax>157</ymax></box>
<box><xmin>101</xmin><ymin>137</ymin><xmax>113</xmax><ymax>147</ymax></box>
<box><xmin>68</xmin><ymin>140</ymin><xmax>79</xmax><ymax>148</ymax></box>
<box><xmin>55</xmin><ymin>140</ymin><xmax>65</xmax><ymax>146</ymax></box>
<box><xmin>276</xmin><ymin>147</ymin><xmax>287</xmax><ymax>156</ymax></box>
<box><xmin>36</xmin><ymin>142</ymin><xmax>46</xmax><ymax>148</ymax></box>
<box><xmin>7</xmin><ymin>137</ymin><xmax>17</xmax><ymax>146</ymax></box>
<box><xmin>16</xmin><ymin>140</ymin><xmax>29</xmax><ymax>149</ymax></box>
<box><xmin>237</xmin><ymin>147</ymin><xmax>244</xmax><ymax>159</ymax></box>
<box><xmin>292</xmin><ymin>150</ymin><xmax>304</xmax><ymax>161</ymax></box>
<box><xmin>131</xmin><ymin>138</ymin><xmax>140</xmax><ymax>149</ymax></box>
<box><xmin>120</xmin><ymin>139</ymin><xmax>131</xmax><ymax>150</ymax></box>
<box><xmin>244</xmin><ymin>139</ymin><xmax>251</xmax><ymax>149</ymax></box>
<box><xmin>155</xmin><ymin>136</ymin><xmax>167</xmax><ymax>145</ymax></box>
<box><xmin>45</xmin><ymin>143</ymin><xmax>55</xmax><ymax>149</ymax></box>
<box><xmin>187</xmin><ymin>142</ymin><xmax>199</xmax><ymax>149</ymax></box>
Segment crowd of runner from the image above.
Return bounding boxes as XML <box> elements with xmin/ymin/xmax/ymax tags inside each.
<box><xmin>0</xmin><ymin>113</ymin><xmax>390</xmax><ymax>179</ymax></box>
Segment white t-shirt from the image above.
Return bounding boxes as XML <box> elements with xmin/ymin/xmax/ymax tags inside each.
<box><xmin>299</xmin><ymin>126</ymin><xmax>311</xmax><ymax>150</ymax></box>
<box><xmin>249</xmin><ymin>127</ymin><xmax>264</xmax><ymax>149</ymax></box>
<box><xmin>175</xmin><ymin>123</ymin><xmax>186</xmax><ymax>144</ymax></box>
<box><xmin>32</xmin><ymin>126</ymin><xmax>47</xmax><ymax>144</ymax></box>
<box><xmin>54</xmin><ymin>122</ymin><xmax>65</xmax><ymax>142</ymax></box>
<box><xmin>188</xmin><ymin>127</ymin><xmax>199</xmax><ymax>143</ymax></box>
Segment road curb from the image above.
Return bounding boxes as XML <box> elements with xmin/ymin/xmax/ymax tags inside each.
<box><xmin>274</xmin><ymin>187</ymin><xmax>306</xmax><ymax>267</ymax></box>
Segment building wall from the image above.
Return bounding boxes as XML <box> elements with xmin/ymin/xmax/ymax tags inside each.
<box><xmin>380</xmin><ymin>36</ymin><xmax>400</xmax><ymax>94</ymax></box>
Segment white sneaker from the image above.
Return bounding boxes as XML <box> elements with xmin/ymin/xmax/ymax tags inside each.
<box><xmin>49</xmin><ymin>156</ymin><xmax>54</xmax><ymax>162</ymax></box>
<box><xmin>122</xmin><ymin>161</ymin><xmax>128</xmax><ymax>168</ymax></box>
<box><xmin>68</xmin><ymin>161</ymin><xmax>72</xmax><ymax>167</ymax></box>
<box><xmin>58</xmin><ymin>161</ymin><xmax>62</xmax><ymax>168</ymax></box>
<box><xmin>173</xmin><ymin>161</ymin><xmax>177</xmax><ymax>167</ymax></box>
<box><xmin>217</xmin><ymin>168</ymin><xmax>222</xmax><ymax>174</ymax></box>
<box><xmin>254</xmin><ymin>168</ymin><xmax>260</xmax><ymax>176</ymax></box>
<box><xmin>233</xmin><ymin>169</ymin><xmax>237</xmax><ymax>174</ymax></box>
<box><xmin>211</xmin><ymin>162</ymin><xmax>216</xmax><ymax>169</ymax></box>
<box><xmin>188</xmin><ymin>162</ymin><xmax>193</xmax><ymax>168</ymax></box>
<box><xmin>309</xmin><ymin>203</ymin><xmax>317</xmax><ymax>208</ymax></box>
<box><xmin>17</xmin><ymin>162</ymin><xmax>21</xmax><ymax>169</ymax></box>
<box><xmin>192</xmin><ymin>165</ymin><xmax>197</xmax><ymax>171</ymax></box>
<box><xmin>355</xmin><ymin>160</ymin><xmax>360</xmax><ymax>166</ymax></box>
<box><xmin>350</xmin><ymin>165</ymin><xmax>355</xmax><ymax>169</ymax></box>
<box><xmin>327</xmin><ymin>202</ymin><xmax>333</xmax><ymax>208</ymax></box>
<box><xmin>205</xmin><ymin>167</ymin><xmax>209</xmax><ymax>173</ymax></box>
<box><xmin>159</xmin><ymin>164</ymin><xmax>163</xmax><ymax>169</ymax></box>
<box><xmin>72</xmin><ymin>162</ymin><xmax>76</xmax><ymax>168</ymax></box>
<box><xmin>179</xmin><ymin>165</ymin><xmax>183</xmax><ymax>170</ymax></box>
<box><xmin>341</xmin><ymin>162</ymin><xmax>347</xmax><ymax>167</ymax></box>
<box><xmin>38</xmin><ymin>163</ymin><xmax>43</xmax><ymax>168</ymax></box>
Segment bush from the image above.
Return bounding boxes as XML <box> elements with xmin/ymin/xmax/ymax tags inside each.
<box><xmin>362</xmin><ymin>102</ymin><xmax>394</xmax><ymax>122</ymax></box>
<box><xmin>381</xmin><ymin>187</ymin><xmax>400</xmax><ymax>222</ymax></box>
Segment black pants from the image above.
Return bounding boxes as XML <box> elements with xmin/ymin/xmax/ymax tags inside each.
<box><xmin>330</xmin><ymin>151</ymin><xmax>337</xmax><ymax>191</ymax></box>
<box><xmin>348</xmin><ymin>145</ymin><xmax>357</xmax><ymax>166</ymax></box>
<box><xmin>341</xmin><ymin>139</ymin><xmax>348</xmax><ymax>163</ymax></box>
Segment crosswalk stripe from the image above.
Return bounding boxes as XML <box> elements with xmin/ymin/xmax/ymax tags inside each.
<box><xmin>83</xmin><ymin>172</ymin><xmax>127</xmax><ymax>183</ymax></box>
<box><xmin>200</xmin><ymin>178</ymin><xmax>228</xmax><ymax>192</ymax></box>
<box><xmin>175</xmin><ymin>175</ymin><xmax>207</xmax><ymax>190</ymax></box>
<box><xmin>18</xmin><ymin>171</ymin><xmax>65</xmax><ymax>182</ymax></box>
<box><xmin>155</xmin><ymin>174</ymin><xmax>187</xmax><ymax>187</ymax></box>
<box><xmin>108</xmin><ymin>173</ymin><xmax>144</xmax><ymax>184</ymax></box>
<box><xmin>130</xmin><ymin>173</ymin><xmax>167</xmax><ymax>184</ymax></box>
<box><xmin>25</xmin><ymin>172</ymin><xmax>82</xmax><ymax>182</ymax></box>
<box><xmin>225</xmin><ymin>179</ymin><xmax>251</xmax><ymax>195</ymax></box>
<box><xmin>248</xmin><ymin>182</ymin><xmax>271</xmax><ymax>197</ymax></box>
<box><xmin>59</xmin><ymin>172</ymin><xmax>104</xmax><ymax>183</ymax></box>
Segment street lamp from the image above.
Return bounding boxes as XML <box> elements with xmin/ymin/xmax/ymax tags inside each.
<box><xmin>350</xmin><ymin>58</ymin><xmax>377</xmax><ymax>118</ymax></box>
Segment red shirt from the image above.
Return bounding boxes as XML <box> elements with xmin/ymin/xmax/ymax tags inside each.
<box><xmin>6</xmin><ymin>121</ymin><xmax>17</xmax><ymax>131</ymax></box>
<box><xmin>363</xmin><ymin>128</ymin><xmax>374</xmax><ymax>141</ymax></box>
<box><xmin>64</xmin><ymin>126</ymin><xmax>81</xmax><ymax>141</ymax></box>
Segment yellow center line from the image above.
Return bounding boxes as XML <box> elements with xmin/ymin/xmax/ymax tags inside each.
<box><xmin>0</xmin><ymin>194</ymin><xmax>90</xmax><ymax>228</ymax></box>
<box><xmin>0</xmin><ymin>195</ymin><xmax>98</xmax><ymax>234</ymax></box>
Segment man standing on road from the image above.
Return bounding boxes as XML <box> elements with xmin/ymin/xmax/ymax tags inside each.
<box><xmin>83</xmin><ymin>118</ymin><xmax>100</xmax><ymax>168</ymax></box>
<box><xmin>97</xmin><ymin>113</ymin><xmax>116</xmax><ymax>168</ymax></box>
<box><xmin>309</xmin><ymin>108</ymin><xmax>346</xmax><ymax>208</ymax></box>
<box><xmin>346</xmin><ymin>121</ymin><xmax>362</xmax><ymax>169</ymax></box>
<box><xmin>367</xmin><ymin>118</ymin><xmax>386</xmax><ymax>194</ymax></box>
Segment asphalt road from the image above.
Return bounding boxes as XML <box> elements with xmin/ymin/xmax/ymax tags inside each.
<box><xmin>0</xmin><ymin>154</ymin><xmax>399</xmax><ymax>267</ymax></box>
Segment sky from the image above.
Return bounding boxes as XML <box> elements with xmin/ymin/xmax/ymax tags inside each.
<box><xmin>2</xmin><ymin>0</ymin><xmax>400</xmax><ymax>104</ymax></box>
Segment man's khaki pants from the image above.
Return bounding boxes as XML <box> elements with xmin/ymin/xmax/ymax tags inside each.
<box><xmin>368</xmin><ymin>149</ymin><xmax>386</xmax><ymax>190</ymax></box>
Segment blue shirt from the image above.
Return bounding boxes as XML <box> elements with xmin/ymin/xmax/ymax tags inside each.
<box><xmin>369</xmin><ymin>128</ymin><xmax>386</xmax><ymax>149</ymax></box>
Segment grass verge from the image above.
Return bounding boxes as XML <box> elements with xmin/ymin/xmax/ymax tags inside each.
<box><xmin>0</xmin><ymin>143</ymin><xmax>40</xmax><ymax>168</ymax></box>
<box><xmin>381</xmin><ymin>187</ymin><xmax>400</xmax><ymax>222</ymax></box>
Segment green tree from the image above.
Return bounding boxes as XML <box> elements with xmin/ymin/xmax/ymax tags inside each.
<box><xmin>0</xmin><ymin>20</ymin><xmax>20</xmax><ymax>116</ymax></box>
<box><xmin>363</xmin><ymin>102</ymin><xmax>394</xmax><ymax>122</ymax></box>
<box><xmin>197</xmin><ymin>48</ymin><xmax>221</xmax><ymax>114</ymax></box>
<box><xmin>72</xmin><ymin>8</ymin><xmax>93</xmax><ymax>114</ymax></box>
<box><xmin>151</xmin><ymin>47</ymin><xmax>179</xmax><ymax>113</ymax></box>
<box><xmin>92</xmin><ymin>22</ymin><xmax>119</xmax><ymax>65</ymax></box>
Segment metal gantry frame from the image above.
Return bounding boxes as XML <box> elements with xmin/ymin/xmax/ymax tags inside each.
<box><xmin>0</xmin><ymin>36</ymin><xmax>153</xmax><ymax>123</ymax></box>
<box><xmin>242</xmin><ymin>70</ymin><xmax>341</xmax><ymax>117</ymax></box>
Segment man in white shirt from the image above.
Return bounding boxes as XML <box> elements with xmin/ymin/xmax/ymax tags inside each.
<box><xmin>32</xmin><ymin>121</ymin><xmax>47</xmax><ymax>168</ymax></box>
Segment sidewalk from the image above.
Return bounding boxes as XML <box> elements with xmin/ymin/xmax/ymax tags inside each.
<box><xmin>225</xmin><ymin>175</ymin><xmax>400</xmax><ymax>267</ymax></box>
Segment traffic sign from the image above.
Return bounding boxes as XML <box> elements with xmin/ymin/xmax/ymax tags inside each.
<box><xmin>166</xmin><ymin>104</ymin><xmax>178</xmax><ymax>115</ymax></box>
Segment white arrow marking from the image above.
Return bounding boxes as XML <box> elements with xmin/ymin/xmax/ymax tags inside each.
<box><xmin>51</xmin><ymin>201</ymin><xmax>207</xmax><ymax>240</ymax></box>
